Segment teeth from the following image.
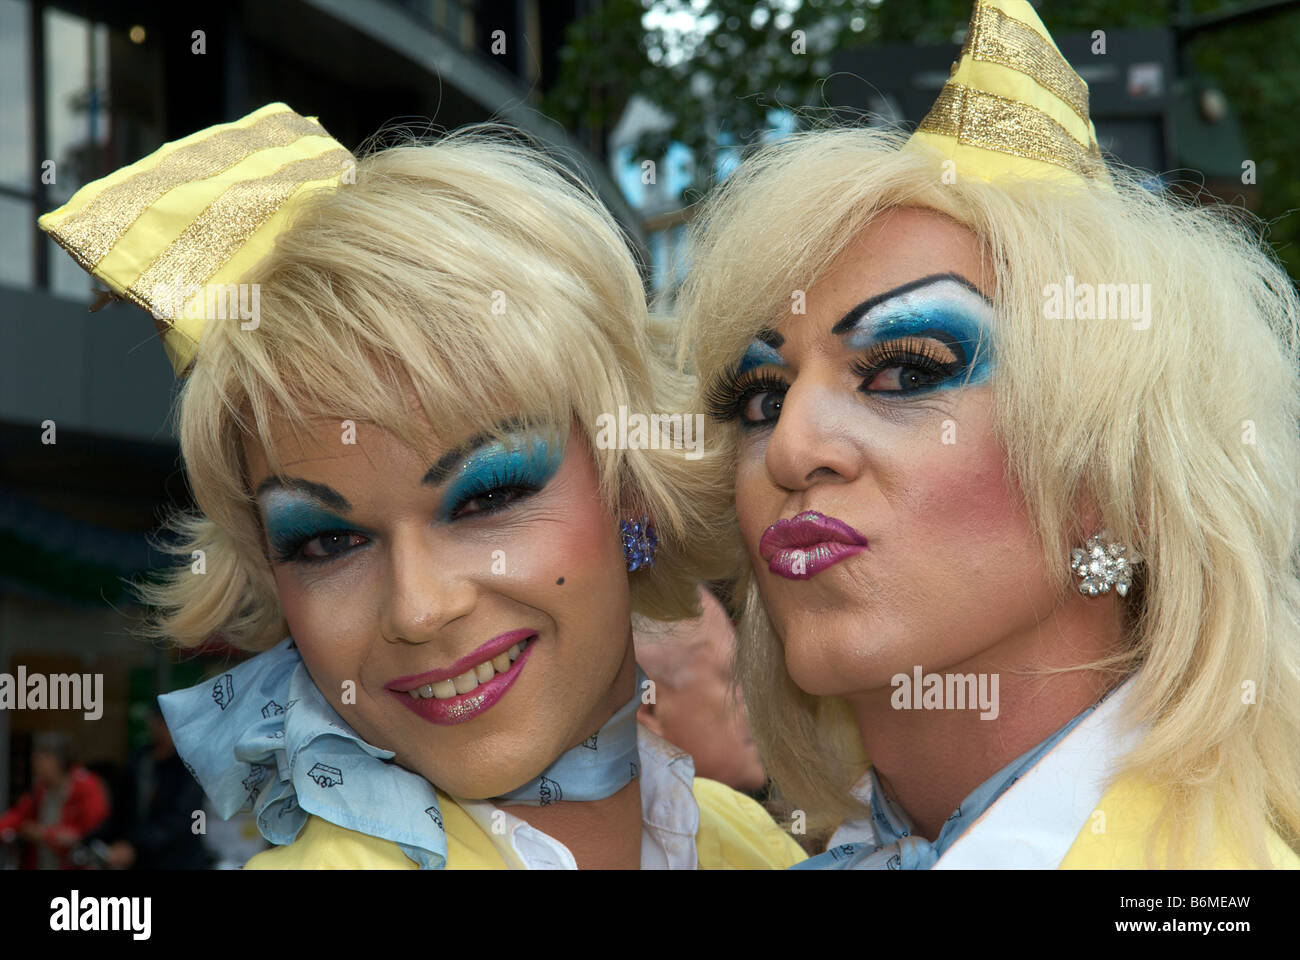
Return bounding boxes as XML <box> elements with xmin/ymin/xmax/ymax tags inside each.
<box><xmin>409</xmin><ymin>638</ymin><xmax>532</xmax><ymax>700</ymax></box>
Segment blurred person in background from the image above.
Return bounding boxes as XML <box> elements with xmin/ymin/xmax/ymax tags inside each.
<box><xmin>0</xmin><ymin>732</ymin><xmax>109</xmax><ymax>869</ymax></box>
<box><xmin>634</xmin><ymin>585</ymin><xmax>767</xmax><ymax>794</ymax></box>
<box><xmin>94</xmin><ymin>703</ymin><xmax>213</xmax><ymax>869</ymax></box>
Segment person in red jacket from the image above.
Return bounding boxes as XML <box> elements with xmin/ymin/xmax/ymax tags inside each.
<box><xmin>0</xmin><ymin>732</ymin><xmax>109</xmax><ymax>869</ymax></box>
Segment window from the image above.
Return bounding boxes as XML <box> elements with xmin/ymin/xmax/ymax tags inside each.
<box><xmin>1</xmin><ymin>2</ymin><xmax>163</xmax><ymax>298</ymax></box>
<box><xmin>0</xmin><ymin>0</ymin><xmax>32</xmax><ymax>288</ymax></box>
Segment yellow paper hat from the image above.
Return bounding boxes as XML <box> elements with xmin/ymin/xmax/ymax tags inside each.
<box><xmin>907</xmin><ymin>0</ymin><xmax>1108</xmax><ymax>186</ymax></box>
<box><xmin>39</xmin><ymin>102</ymin><xmax>353</xmax><ymax>375</ymax></box>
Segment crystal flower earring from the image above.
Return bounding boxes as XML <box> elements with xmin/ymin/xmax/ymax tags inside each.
<box><xmin>621</xmin><ymin>517</ymin><xmax>658</xmax><ymax>572</ymax></box>
<box><xmin>1070</xmin><ymin>529</ymin><xmax>1141</xmax><ymax>597</ymax></box>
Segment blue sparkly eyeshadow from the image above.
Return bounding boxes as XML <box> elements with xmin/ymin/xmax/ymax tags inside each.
<box><xmin>262</xmin><ymin>493</ymin><xmax>355</xmax><ymax>557</ymax></box>
<box><xmin>438</xmin><ymin>433</ymin><xmax>564</xmax><ymax>520</ymax></box>
<box><xmin>844</xmin><ymin>298</ymin><xmax>995</xmax><ymax>389</ymax></box>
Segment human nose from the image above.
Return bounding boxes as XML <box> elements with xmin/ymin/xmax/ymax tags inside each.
<box><xmin>379</xmin><ymin>526</ymin><xmax>476</xmax><ymax>643</ymax></box>
<box><xmin>762</xmin><ymin>376</ymin><xmax>863</xmax><ymax>492</ymax></box>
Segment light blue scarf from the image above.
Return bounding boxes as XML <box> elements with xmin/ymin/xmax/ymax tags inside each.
<box><xmin>157</xmin><ymin>637</ymin><xmax>642</xmax><ymax>869</ymax></box>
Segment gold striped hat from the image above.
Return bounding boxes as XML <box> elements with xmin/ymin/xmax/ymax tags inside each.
<box><xmin>39</xmin><ymin>102</ymin><xmax>353</xmax><ymax>376</ymax></box>
<box><xmin>906</xmin><ymin>0</ymin><xmax>1109</xmax><ymax>186</ymax></box>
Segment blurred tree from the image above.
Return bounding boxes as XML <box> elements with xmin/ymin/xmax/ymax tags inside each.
<box><xmin>543</xmin><ymin>0</ymin><xmax>1300</xmax><ymax>280</ymax></box>
<box><xmin>1182</xmin><ymin>6</ymin><xmax>1300</xmax><ymax>279</ymax></box>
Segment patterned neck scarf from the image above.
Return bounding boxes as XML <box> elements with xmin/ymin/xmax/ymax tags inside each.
<box><xmin>159</xmin><ymin>638</ymin><xmax>642</xmax><ymax>869</ymax></box>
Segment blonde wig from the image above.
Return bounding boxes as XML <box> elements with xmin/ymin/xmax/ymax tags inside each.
<box><xmin>136</xmin><ymin>127</ymin><xmax>737</xmax><ymax>653</ymax></box>
<box><xmin>674</xmin><ymin>124</ymin><xmax>1300</xmax><ymax>867</ymax></box>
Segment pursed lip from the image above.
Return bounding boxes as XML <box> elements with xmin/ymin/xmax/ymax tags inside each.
<box><xmin>385</xmin><ymin>628</ymin><xmax>537</xmax><ymax>692</ymax></box>
<box><xmin>759</xmin><ymin>511</ymin><xmax>868</xmax><ymax>581</ymax></box>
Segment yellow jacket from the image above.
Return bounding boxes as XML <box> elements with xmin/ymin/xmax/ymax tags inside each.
<box><xmin>1058</xmin><ymin>777</ymin><xmax>1300</xmax><ymax>869</ymax></box>
<box><xmin>918</xmin><ymin>677</ymin><xmax>1300</xmax><ymax>869</ymax></box>
<box><xmin>245</xmin><ymin>777</ymin><xmax>806</xmax><ymax>869</ymax></box>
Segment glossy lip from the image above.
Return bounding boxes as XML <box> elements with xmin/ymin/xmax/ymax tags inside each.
<box><xmin>386</xmin><ymin>628</ymin><xmax>536</xmax><ymax>691</ymax></box>
<box><xmin>390</xmin><ymin>631</ymin><xmax>538</xmax><ymax>727</ymax></box>
<box><xmin>759</xmin><ymin>511</ymin><xmax>868</xmax><ymax>581</ymax></box>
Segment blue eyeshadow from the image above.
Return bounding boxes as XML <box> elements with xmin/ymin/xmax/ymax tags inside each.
<box><xmin>845</xmin><ymin>299</ymin><xmax>995</xmax><ymax>389</ymax></box>
<box><xmin>737</xmin><ymin>340</ymin><xmax>787</xmax><ymax>374</ymax></box>
<box><xmin>439</xmin><ymin>432</ymin><xmax>564</xmax><ymax>520</ymax></box>
<box><xmin>261</xmin><ymin>492</ymin><xmax>355</xmax><ymax>556</ymax></box>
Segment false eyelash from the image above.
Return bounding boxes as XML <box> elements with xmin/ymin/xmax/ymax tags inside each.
<box><xmin>705</xmin><ymin>370</ymin><xmax>790</xmax><ymax>423</ymax></box>
<box><xmin>849</xmin><ymin>339</ymin><xmax>963</xmax><ymax>387</ymax></box>
<box><xmin>445</xmin><ymin>465</ymin><xmax>543</xmax><ymax>520</ymax></box>
<box><xmin>274</xmin><ymin>529</ymin><xmax>364</xmax><ymax>565</ymax></box>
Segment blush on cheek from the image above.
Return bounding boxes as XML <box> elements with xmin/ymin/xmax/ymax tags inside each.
<box><xmin>503</xmin><ymin>450</ymin><xmax>627</xmax><ymax>616</ymax></box>
<box><xmin>916</xmin><ymin>440</ymin><xmax>1019</xmax><ymax>527</ymax></box>
<box><xmin>901</xmin><ymin>425</ymin><xmax>1049</xmax><ymax>607</ymax></box>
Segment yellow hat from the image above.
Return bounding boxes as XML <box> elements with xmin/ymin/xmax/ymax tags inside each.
<box><xmin>39</xmin><ymin>102</ymin><xmax>353</xmax><ymax>375</ymax></box>
<box><xmin>906</xmin><ymin>0</ymin><xmax>1108</xmax><ymax>186</ymax></box>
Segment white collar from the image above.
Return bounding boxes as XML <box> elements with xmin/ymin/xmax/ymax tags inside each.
<box><xmin>934</xmin><ymin>675</ymin><xmax>1144</xmax><ymax>869</ymax></box>
<box><xmin>828</xmin><ymin>676</ymin><xmax>1145</xmax><ymax>868</ymax></box>
<box><xmin>452</xmin><ymin>725</ymin><xmax>700</xmax><ymax>869</ymax></box>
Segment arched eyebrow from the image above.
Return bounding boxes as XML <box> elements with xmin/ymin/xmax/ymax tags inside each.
<box><xmin>255</xmin><ymin>476</ymin><xmax>352</xmax><ymax>513</ymax></box>
<box><xmin>830</xmin><ymin>273</ymin><xmax>991</xmax><ymax>335</ymax></box>
<box><xmin>421</xmin><ymin>418</ymin><xmax>541</xmax><ymax>487</ymax></box>
<box><xmin>422</xmin><ymin>431</ymin><xmax>496</xmax><ymax>487</ymax></box>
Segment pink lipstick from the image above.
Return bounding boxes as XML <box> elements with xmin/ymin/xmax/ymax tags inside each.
<box><xmin>759</xmin><ymin>511</ymin><xmax>868</xmax><ymax>580</ymax></box>
<box><xmin>387</xmin><ymin>628</ymin><xmax>537</xmax><ymax>726</ymax></box>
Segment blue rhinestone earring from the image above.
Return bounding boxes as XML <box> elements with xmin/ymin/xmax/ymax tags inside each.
<box><xmin>621</xmin><ymin>517</ymin><xmax>658</xmax><ymax>572</ymax></box>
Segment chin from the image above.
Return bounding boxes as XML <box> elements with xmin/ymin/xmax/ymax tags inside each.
<box><xmin>414</xmin><ymin>755</ymin><xmax>546</xmax><ymax>801</ymax></box>
<box><xmin>381</xmin><ymin>722</ymin><xmax>548</xmax><ymax>799</ymax></box>
<box><xmin>779</xmin><ymin>622</ymin><xmax>910</xmax><ymax>698</ymax></box>
<box><xmin>783</xmin><ymin>651</ymin><xmax>858</xmax><ymax>698</ymax></box>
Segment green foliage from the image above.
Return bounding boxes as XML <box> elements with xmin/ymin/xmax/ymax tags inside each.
<box><xmin>541</xmin><ymin>0</ymin><xmax>1300</xmax><ymax>281</ymax></box>
<box><xmin>1184</xmin><ymin>6</ymin><xmax>1300</xmax><ymax>279</ymax></box>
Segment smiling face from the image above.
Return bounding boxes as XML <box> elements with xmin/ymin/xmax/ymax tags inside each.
<box><xmin>243</xmin><ymin>416</ymin><xmax>637</xmax><ymax>799</ymax></box>
<box><xmin>712</xmin><ymin>207</ymin><xmax>1060</xmax><ymax>698</ymax></box>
